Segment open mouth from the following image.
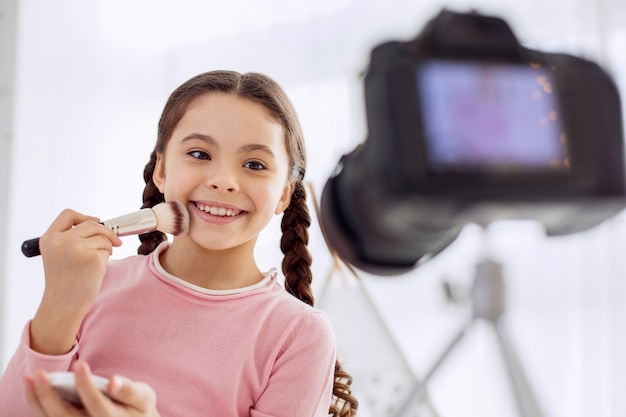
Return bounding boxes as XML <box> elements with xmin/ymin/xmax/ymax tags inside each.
<box><xmin>194</xmin><ymin>202</ymin><xmax>244</xmax><ymax>217</ymax></box>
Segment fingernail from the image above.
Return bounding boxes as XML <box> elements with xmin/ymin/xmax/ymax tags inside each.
<box><xmin>74</xmin><ymin>360</ymin><xmax>90</xmax><ymax>374</ymax></box>
<box><xmin>24</xmin><ymin>376</ymin><xmax>35</xmax><ymax>391</ymax></box>
<box><xmin>111</xmin><ymin>375</ymin><xmax>124</xmax><ymax>395</ymax></box>
<box><xmin>35</xmin><ymin>371</ymin><xmax>47</xmax><ymax>387</ymax></box>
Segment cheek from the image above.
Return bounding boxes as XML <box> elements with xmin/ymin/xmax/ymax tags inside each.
<box><xmin>162</xmin><ymin>170</ymin><xmax>196</xmax><ymax>199</ymax></box>
<box><xmin>250</xmin><ymin>186</ymin><xmax>282</xmax><ymax>214</ymax></box>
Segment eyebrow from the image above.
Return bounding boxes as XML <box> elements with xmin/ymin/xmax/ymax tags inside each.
<box><xmin>181</xmin><ymin>133</ymin><xmax>276</xmax><ymax>158</ymax></box>
<box><xmin>181</xmin><ymin>133</ymin><xmax>215</xmax><ymax>145</ymax></box>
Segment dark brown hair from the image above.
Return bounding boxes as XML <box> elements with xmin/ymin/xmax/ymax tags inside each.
<box><xmin>138</xmin><ymin>70</ymin><xmax>358</xmax><ymax>416</ymax></box>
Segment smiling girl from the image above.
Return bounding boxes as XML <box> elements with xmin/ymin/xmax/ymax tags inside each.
<box><xmin>0</xmin><ymin>71</ymin><xmax>358</xmax><ymax>417</ymax></box>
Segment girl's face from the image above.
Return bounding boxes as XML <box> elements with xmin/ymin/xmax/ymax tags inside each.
<box><xmin>153</xmin><ymin>92</ymin><xmax>294</xmax><ymax>252</ymax></box>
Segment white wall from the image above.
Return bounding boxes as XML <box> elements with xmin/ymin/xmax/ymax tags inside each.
<box><xmin>3</xmin><ymin>0</ymin><xmax>626</xmax><ymax>416</ymax></box>
<box><xmin>0</xmin><ymin>0</ymin><xmax>18</xmax><ymax>367</ymax></box>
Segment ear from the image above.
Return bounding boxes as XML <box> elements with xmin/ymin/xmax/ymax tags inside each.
<box><xmin>275</xmin><ymin>181</ymin><xmax>295</xmax><ymax>214</ymax></box>
<box><xmin>152</xmin><ymin>153</ymin><xmax>166</xmax><ymax>194</ymax></box>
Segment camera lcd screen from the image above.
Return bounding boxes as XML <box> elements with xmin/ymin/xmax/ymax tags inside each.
<box><xmin>417</xmin><ymin>60</ymin><xmax>569</xmax><ymax>173</ymax></box>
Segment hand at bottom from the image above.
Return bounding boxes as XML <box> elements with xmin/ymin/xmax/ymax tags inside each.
<box><xmin>25</xmin><ymin>360</ymin><xmax>160</xmax><ymax>417</ymax></box>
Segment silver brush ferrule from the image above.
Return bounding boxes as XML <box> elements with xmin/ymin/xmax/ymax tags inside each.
<box><xmin>101</xmin><ymin>208</ymin><xmax>157</xmax><ymax>236</ymax></box>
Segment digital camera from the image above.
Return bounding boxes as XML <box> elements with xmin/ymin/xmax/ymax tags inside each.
<box><xmin>321</xmin><ymin>10</ymin><xmax>626</xmax><ymax>275</ymax></box>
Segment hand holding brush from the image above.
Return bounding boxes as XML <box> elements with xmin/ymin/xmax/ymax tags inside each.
<box><xmin>25</xmin><ymin>201</ymin><xmax>189</xmax><ymax>356</ymax></box>
<box><xmin>21</xmin><ymin>201</ymin><xmax>190</xmax><ymax>257</ymax></box>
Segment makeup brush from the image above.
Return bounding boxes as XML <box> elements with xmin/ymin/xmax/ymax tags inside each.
<box><xmin>21</xmin><ymin>201</ymin><xmax>190</xmax><ymax>258</ymax></box>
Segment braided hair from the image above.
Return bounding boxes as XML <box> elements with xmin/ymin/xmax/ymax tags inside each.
<box><xmin>138</xmin><ymin>71</ymin><xmax>358</xmax><ymax>416</ymax></box>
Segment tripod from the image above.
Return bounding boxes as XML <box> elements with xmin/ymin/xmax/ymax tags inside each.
<box><xmin>393</xmin><ymin>255</ymin><xmax>546</xmax><ymax>417</ymax></box>
<box><xmin>308</xmin><ymin>182</ymin><xmax>545</xmax><ymax>416</ymax></box>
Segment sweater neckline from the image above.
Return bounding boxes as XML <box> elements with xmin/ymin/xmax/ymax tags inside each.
<box><xmin>151</xmin><ymin>242</ymin><xmax>276</xmax><ymax>296</ymax></box>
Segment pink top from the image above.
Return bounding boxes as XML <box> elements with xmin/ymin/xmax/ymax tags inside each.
<box><xmin>0</xmin><ymin>243</ymin><xmax>336</xmax><ymax>416</ymax></box>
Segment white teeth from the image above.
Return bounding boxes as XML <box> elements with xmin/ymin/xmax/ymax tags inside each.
<box><xmin>197</xmin><ymin>203</ymin><xmax>240</xmax><ymax>217</ymax></box>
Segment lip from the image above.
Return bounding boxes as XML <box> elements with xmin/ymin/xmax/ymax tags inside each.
<box><xmin>190</xmin><ymin>201</ymin><xmax>247</xmax><ymax>225</ymax></box>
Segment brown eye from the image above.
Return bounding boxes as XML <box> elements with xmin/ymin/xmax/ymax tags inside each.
<box><xmin>189</xmin><ymin>150</ymin><xmax>210</xmax><ymax>160</ymax></box>
<box><xmin>244</xmin><ymin>160</ymin><xmax>267</xmax><ymax>171</ymax></box>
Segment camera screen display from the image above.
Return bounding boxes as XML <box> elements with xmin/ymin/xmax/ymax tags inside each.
<box><xmin>417</xmin><ymin>60</ymin><xmax>569</xmax><ymax>173</ymax></box>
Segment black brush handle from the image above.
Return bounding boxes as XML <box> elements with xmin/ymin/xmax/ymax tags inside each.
<box><xmin>22</xmin><ymin>237</ymin><xmax>41</xmax><ymax>257</ymax></box>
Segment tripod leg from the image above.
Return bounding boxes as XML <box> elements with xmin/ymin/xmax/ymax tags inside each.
<box><xmin>493</xmin><ymin>322</ymin><xmax>545</xmax><ymax>417</ymax></box>
<box><xmin>391</xmin><ymin>320</ymin><xmax>472</xmax><ymax>417</ymax></box>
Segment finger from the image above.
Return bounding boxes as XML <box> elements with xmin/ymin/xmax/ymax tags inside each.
<box><xmin>74</xmin><ymin>360</ymin><xmax>117</xmax><ymax>415</ymax></box>
<box><xmin>24</xmin><ymin>376</ymin><xmax>48</xmax><ymax>417</ymax></box>
<box><xmin>39</xmin><ymin>213</ymin><xmax>107</xmax><ymax>254</ymax></box>
<box><xmin>75</xmin><ymin>233</ymin><xmax>120</xmax><ymax>256</ymax></box>
<box><xmin>43</xmin><ymin>222</ymin><xmax>122</xmax><ymax>259</ymax></box>
<box><xmin>108</xmin><ymin>375</ymin><xmax>157</xmax><ymax>412</ymax></box>
<box><xmin>41</xmin><ymin>209</ymin><xmax>125</xmax><ymax>250</ymax></box>
<box><xmin>31</xmin><ymin>371</ymin><xmax>83</xmax><ymax>417</ymax></box>
<box><xmin>40</xmin><ymin>230</ymin><xmax>117</xmax><ymax>263</ymax></box>
<box><xmin>46</xmin><ymin>209</ymin><xmax>100</xmax><ymax>234</ymax></box>
<box><xmin>71</xmin><ymin>221</ymin><xmax>123</xmax><ymax>247</ymax></box>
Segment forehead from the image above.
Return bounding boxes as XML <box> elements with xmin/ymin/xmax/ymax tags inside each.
<box><xmin>178</xmin><ymin>92</ymin><xmax>283</xmax><ymax>139</ymax></box>
<box><xmin>165</xmin><ymin>92</ymin><xmax>292</xmax><ymax>173</ymax></box>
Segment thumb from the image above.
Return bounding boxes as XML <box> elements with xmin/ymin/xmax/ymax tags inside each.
<box><xmin>108</xmin><ymin>375</ymin><xmax>157</xmax><ymax>412</ymax></box>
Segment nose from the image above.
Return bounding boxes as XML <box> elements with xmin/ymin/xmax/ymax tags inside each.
<box><xmin>206</xmin><ymin>164</ymin><xmax>239</xmax><ymax>193</ymax></box>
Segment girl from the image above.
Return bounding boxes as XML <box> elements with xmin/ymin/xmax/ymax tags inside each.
<box><xmin>0</xmin><ymin>71</ymin><xmax>358</xmax><ymax>416</ymax></box>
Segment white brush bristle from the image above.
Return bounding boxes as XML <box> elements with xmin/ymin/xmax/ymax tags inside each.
<box><xmin>152</xmin><ymin>201</ymin><xmax>190</xmax><ymax>236</ymax></box>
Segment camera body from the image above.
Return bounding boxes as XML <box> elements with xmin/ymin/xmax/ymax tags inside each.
<box><xmin>321</xmin><ymin>10</ymin><xmax>626</xmax><ymax>275</ymax></box>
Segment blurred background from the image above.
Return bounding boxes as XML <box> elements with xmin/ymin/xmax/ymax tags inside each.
<box><xmin>1</xmin><ymin>0</ymin><xmax>626</xmax><ymax>416</ymax></box>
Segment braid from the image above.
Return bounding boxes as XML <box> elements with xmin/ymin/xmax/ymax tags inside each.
<box><xmin>330</xmin><ymin>362</ymin><xmax>359</xmax><ymax>417</ymax></box>
<box><xmin>137</xmin><ymin>150</ymin><xmax>167</xmax><ymax>255</ymax></box>
<box><xmin>281</xmin><ymin>181</ymin><xmax>359</xmax><ymax>416</ymax></box>
<box><xmin>281</xmin><ymin>181</ymin><xmax>314</xmax><ymax>305</ymax></box>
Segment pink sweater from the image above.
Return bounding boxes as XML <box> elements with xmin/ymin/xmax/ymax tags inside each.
<box><xmin>0</xmin><ymin>243</ymin><xmax>336</xmax><ymax>416</ymax></box>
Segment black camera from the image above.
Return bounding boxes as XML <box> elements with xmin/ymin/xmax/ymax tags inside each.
<box><xmin>321</xmin><ymin>9</ymin><xmax>626</xmax><ymax>275</ymax></box>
